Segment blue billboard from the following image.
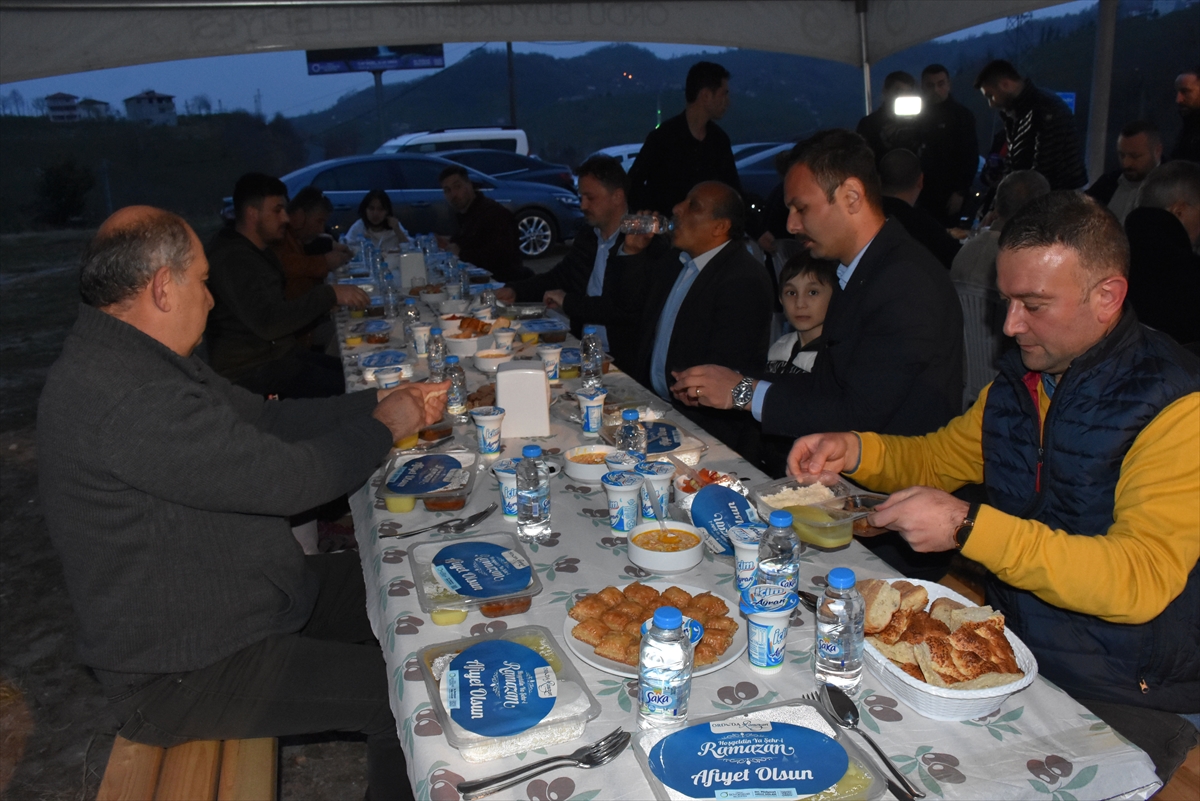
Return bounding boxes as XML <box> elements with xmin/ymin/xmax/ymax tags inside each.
<box><xmin>306</xmin><ymin>45</ymin><xmax>445</xmax><ymax>75</ymax></box>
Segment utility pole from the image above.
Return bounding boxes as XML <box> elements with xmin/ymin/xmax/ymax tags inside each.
<box><xmin>506</xmin><ymin>42</ymin><xmax>518</xmax><ymax>127</ymax></box>
<box><xmin>373</xmin><ymin>70</ymin><xmax>386</xmax><ymax>146</ymax></box>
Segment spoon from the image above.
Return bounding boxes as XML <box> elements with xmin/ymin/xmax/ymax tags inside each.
<box><xmin>822</xmin><ymin>684</ymin><xmax>925</xmax><ymax>798</ymax></box>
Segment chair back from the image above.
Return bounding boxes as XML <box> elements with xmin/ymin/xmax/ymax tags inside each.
<box><xmin>955</xmin><ymin>280</ymin><xmax>1010</xmax><ymax>410</ymax></box>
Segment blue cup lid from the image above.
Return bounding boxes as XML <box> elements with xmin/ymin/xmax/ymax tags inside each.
<box><xmin>431</xmin><ymin>327</ymin><xmax>442</xmax><ymax>336</ymax></box>
<box><xmin>769</xmin><ymin>510</ymin><xmax>794</xmax><ymax>528</ymax></box>
<box><xmin>583</xmin><ymin>325</ymin><xmax>599</xmax><ymax>335</ymax></box>
<box><xmin>634</xmin><ymin>461</ymin><xmax>675</xmax><ymax>478</ymax></box>
<box><xmin>601</xmin><ymin>471</ymin><xmax>643</xmax><ymax>488</ymax></box>
<box><xmin>828</xmin><ymin>567</ymin><xmax>856</xmax><ymax>590</ymax></box>
<box><xmin>522</xmin><ymin>445</ymin><xmax>542</xmax><ymax>458</ymax></box>
<box><xmin>653</xmin><ymin>606</ymin><xmax>682</xmax><ymax>629</ymax></box>
<box><xmin>621</xmin><ymin>409</ymin><xmax>639</xmax><ymax>421</ymax></box>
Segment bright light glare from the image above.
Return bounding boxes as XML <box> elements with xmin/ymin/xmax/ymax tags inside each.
<box><xmin>894</xmin><ymin>95</ymin><xmax>922</xmax><ymax>116</ymax></box>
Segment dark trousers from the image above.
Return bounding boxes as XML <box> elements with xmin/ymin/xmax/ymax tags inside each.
<box><xmin>105</xmin><ymin>552</ymin><xmax>412</xmax><ymax>801</ymax></box>
<box><xmin>236</xmin><ymin>349</ymin><xmax>346</xmax><ymax>399</ymax></box>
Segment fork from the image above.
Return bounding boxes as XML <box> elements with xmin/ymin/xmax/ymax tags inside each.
<box><xmin>456</xmin><ymin>728</ymin><xmax>630</xmax><ymax>800</ymax></box>
<box><xmin>800</xmin><ymin>691</ymin><xmax>917</xmax><ymax>801</ymax></box>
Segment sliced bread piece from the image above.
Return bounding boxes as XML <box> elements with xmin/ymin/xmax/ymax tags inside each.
<box><xmin>948</xmin><ymin>604</ymin><xmax>1005</xmax><ymax>632</ymax></box>
<box><xmin>859</xmin><ymin>578</ymin><xmax>902</xmax><ymax>634</ymax></box>
<box><xmin>891</xmin><ymin>580</ymin><xmax>930</xmax><ymax>613</ymax></box>
<box><xmin>929</xmin><ymin>597</ymin><xmax>965</xmax><ymax>628</ymax></box>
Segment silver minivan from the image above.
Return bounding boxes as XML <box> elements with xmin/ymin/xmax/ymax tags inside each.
<box><xmin>375</xmin><ymin>127</ymin><xmax>529</xmax><ymax>156</ymax></box>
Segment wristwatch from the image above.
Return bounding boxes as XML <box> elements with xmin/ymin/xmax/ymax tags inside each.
<box><xmin>954</xmin><ymin>502</ymin><xmax>981</xmax><ymax>550</ymax></box>
<box><xmin>731</xmin><ymin>376</ymin><xmax>755</xmax><ymax>410</ymax></box>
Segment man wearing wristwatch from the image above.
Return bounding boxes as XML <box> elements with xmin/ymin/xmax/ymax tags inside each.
<box><xmin>789</xmin><ymin>192</ymin><xmax>1200</xmax><ymax>786</ymax></box>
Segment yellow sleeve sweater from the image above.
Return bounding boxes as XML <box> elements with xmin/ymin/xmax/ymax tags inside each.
<box><xmin>848</xmin><ymin>384</ymin><xmax>1200</xmax><ymax>625</ymax></box>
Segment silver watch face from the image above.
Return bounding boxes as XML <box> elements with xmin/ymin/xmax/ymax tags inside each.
<box><xmin>732</xmin><ymin>378</ymin><xmax>754</xmax><ymax>408</ymax></box>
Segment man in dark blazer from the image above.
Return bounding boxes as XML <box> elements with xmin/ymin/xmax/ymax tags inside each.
<box><xmin>672</xmin><ymin>130</ymin><xmax>963</xmax><ymax>578</ymax></box>
<box><xmin>630</xmin><ymin>180</ymin><xmax>774</xmax><ymax>460</ymax></box>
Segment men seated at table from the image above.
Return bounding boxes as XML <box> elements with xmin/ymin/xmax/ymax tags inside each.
<box><xmin>630</xmin><ymin>180</ymin><xmax>774</xmax><ymax>462</ymax></box>
<box><xmin>669</xmin><ymin>130</ymin><xmax>963</xmax><ymax>578</ymax></box>
<box><xmin>787</xmin><ymin>190</ymin><xmax>1200</xmax><ymax>783</ymax></box>
<box><xmin>494</xmin><ymin>155</ymin><xmax>668</xmax><ymax>371</ymax></box>
<box><xmin>38</xmin><ymin>206</ymin><xmax>451</xmax><ymax>801</ymax></box>
<box><xmin>436</xmin><ymin>165</ymin><xmax>531</xmax><ymax>283</ymax></box>
<box><xmin>1085</xmin><ymin>120</ymin><xmax>1163</xmax><ymax>225</ymax></box>
<box><xmin>950</xmin><ymin>169</ymin><xmax>1050</xmax><ymax>291</ymax></box>
<box><xmin>275</xmin><ymin>186</ymin><xmax>351</xmax><ymax>300</ymax></box>
<box><xmin>878</xmin><ymin>148</ymin><xmax>962</xmax><ymax>269</ymax></box>
<box><xmin>205</xmin><ymin>173</ymin><xmax>369</xmax><ymax>398</ymax></box>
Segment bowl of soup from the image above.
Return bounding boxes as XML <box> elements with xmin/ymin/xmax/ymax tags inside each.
<box><xmin>564</xmin><ymin>444</ymin><xmax>616</xmax><ymax>481</ymax></box>
<box><xmin>628</xmin><ymin>522</ymin><xmax>704</xmax><ymax>574</ymax></box>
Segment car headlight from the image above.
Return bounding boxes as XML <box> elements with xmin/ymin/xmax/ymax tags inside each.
<box><xmin>554</xmin><ymin>195</ymin><xmax>581</xmax><ymax>208</ymax></box>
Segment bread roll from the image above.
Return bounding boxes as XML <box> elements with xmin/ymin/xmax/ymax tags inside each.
<box><xmin>860</xmin><ymin>578</ymin><xmax>902</xmax><ymax>634</ymax></box>
<box><xmin>929</xmin><ymin>597</ymin><xmax>965</xmax><ymax>628</ymax></box>
<box><xmin>891</xmin><ymin>580</ymin><xmax>930</xmax><ymax>613</ymax></box>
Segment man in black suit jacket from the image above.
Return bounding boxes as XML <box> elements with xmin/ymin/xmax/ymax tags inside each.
<box><xmin>879</xmin><ymin>148</ymin><xmax>962</xmax><ymax>269</ymax></box>
<box><xmin>630</xmin><ymin>181</ymin><xmax>774</xmax><ymax>459</ymax></box>
<box><xmin>672</xmin><ymin>130</ymin><xmax>963</xmax><ymax>578</ymax></box>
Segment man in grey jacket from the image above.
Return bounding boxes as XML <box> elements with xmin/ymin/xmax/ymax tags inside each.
<box><xmin>38</xmin><ymin>206</ymin><xmax>447</xmax><ymax>800</ymax></box>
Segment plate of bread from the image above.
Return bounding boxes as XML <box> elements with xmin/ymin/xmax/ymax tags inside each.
<box><xmin>563</xmin><ymin>581</ymin><xmax>746</xmax><ymax>678</ymax></box>
<box><xmin>860</xmin><ymin>578</ymin><xmax>1037</xmax><ymax>721</ymax></box>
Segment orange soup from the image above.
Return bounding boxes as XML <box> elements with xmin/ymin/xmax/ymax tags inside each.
<box><xmin>569</xmin><ymin>452</ymin><xmax>609</xmax><ymax>465</ymax></box>
<box><xmin>633</xmin><ymin>529</ymin><xmax>700</xmax><ymax>552</ymax></box>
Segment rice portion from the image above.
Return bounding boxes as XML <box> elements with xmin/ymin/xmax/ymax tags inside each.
<box><xmin>761</xmin><ymin>483</ymin><xmax>835</xmax><ymax>509</ymax></box>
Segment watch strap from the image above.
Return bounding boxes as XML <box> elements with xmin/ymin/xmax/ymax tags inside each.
<box><xmin>731</xmin><ymin>376</ymin><xmax>755</xmax><ymax>410</ymax></box>
<box><xmin>955</xmin><ymin>502</ymin><xmax>981</xmax><ymax>550</ymax></box>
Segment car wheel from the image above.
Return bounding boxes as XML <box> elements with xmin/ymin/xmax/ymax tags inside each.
<box><xmin>516</xmin><ymin>210</ymin><xmax>556</xmax><ymax>257</ymax></box>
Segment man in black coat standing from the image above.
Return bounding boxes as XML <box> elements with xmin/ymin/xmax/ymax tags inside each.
<box><xmin>631</xmin><ymin>181</ymin><xmax>773</xmax><ymax>461</ymax></box>
<box><xmin>627</xmin><ymin>61</ymin><xmax>741</xmax><ymax>217</ymax></box>
<box><xmin>917</xmin><ymin>64</ymin><xmax>978</xmax><ymax>226</ymax></box>
<box><xmin>671</xmin><ymin>130</ymin><xmax>963</xmax><ymax>578</ymax></box>
<box><xmin>879</xmin><ymin>148</ymin><xmax>962</xmax><ymax>269</ymax></box>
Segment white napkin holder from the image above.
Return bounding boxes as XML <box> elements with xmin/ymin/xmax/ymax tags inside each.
<box><xmin>495</xmin><ymin>362</ymin><xmax>551</xmax><ymax>438</ymax></box>
<box><xmin>388</xmin><ymin>249</ymin><xmax>426</xmax><ymax>289</ymax></box>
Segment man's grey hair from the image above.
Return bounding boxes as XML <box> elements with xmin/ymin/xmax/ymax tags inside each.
<box><xmin>79</xmin><ymin>211</ymin><xmax>195</xmax><ymax>308</ymax></box>
<box><xmin>1136</xmin><ymin>161</ymin><xmax>1200</xmax><ymax>211</ymax></box>
<box><xmin>995</xmin><ymin>170</ymin><xmax>1051</xmax><ymax>222</ymax></box>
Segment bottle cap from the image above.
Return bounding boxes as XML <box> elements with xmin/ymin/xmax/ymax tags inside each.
<box><xmin>622</xmin><ymin>409</ymin><xmax>639</xmax><ymax>421</ymax></box>
<box><xmin>827</xmin><ymin>567</ymin><xmax>856</xmax><ymax>590</ymax></box>
<box><xmin>405</xmin><ymin>297</ymin><xmax>416</xmax><ymax>305</ymax></box>
<box><xmin>431</xmin><ymin>327</ymin><xmax>442</xmax><ymax>336</ymax></box>
<box><xmin>522</xmin><ymin>445</ymin><xmax>542</xmax><ymax>458</ymax></box>
<box><xmin>583</xmin><ymin>325</ymin><xmax>599</xmax><ymax>335</ymax></box>
<box><xmin>769</xmin><ymin>510</ymin><xmax>794</xmax><ymax>528</ymax></box>
<box><xmin>445</xmin><ymin>355</ymin><xmax>459</xmax><ymax>364</ymax></box>
<box><xmin>653</xmin><ymin>606</ymin><xmax>683</xmax><ymax>630</ymax></box>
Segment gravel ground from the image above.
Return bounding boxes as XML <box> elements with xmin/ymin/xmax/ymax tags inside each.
<box><xmin>0</xmin><ymin>229</ymin><xmax>565</xmax><ymax>800</ymax></box>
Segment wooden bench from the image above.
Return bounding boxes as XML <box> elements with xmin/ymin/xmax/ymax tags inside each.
<box><xmin>97</xmin><ymin>736</ymin><xmax>277</xmax><ymax>801</ymax></box>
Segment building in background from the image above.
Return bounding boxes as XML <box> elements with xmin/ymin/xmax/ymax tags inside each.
<box><xmin>77</xmin><ymin>98</ymin><xmax>111</xmax><ymax>120</ymax></box>
<box><xmin>124</xmin><ymin>90</ymin><xmax>176</xmax><ymax>126</ymax></box>
<box><xmin>45</xmin><ymin>92</ymin><xmax>79</xmax><ymax>122</ymax></box>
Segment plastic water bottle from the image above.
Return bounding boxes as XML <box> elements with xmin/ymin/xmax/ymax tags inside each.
<box><xmin>459</xmin><ymin>262</ymin><xmax>471</xmax><ymax>301</ymax></box>
<box><xmin>580</xmin><ymin>325</ymin><xmax>604</xmax><ymax>390</ymax></box>
<box><xmin>427</xmin><ymin>327</ymin><xmax>447</xmax><ymax>382</ymax></box>
<box><xmin>516</xmin><ymin>445</ymin><xmax>551</xmax><ymax>542</ymax></box>
<box><xmin>638</xmin><ymin>606</ymin><xmax>694</xmax><ymax>730</ymax></box>
<box><xmin>445</xmin><ymin>355</ymin><xmax>468</xmax><ymax>424</ymax></box>
<box><xmin>755</xmin><ymin>510</ymin><xmax>803</xmax><ymax>590</ymax></box>
<box><xmin>620</xmin><ymin>213</ymin><xmax>674</xmax><ymax>235</ymax></box>
<box><xmin>814</xmin><ymin>567</ymin><xmax>866</xmax><ymax>694</ymax></box>
<box><xmin>614</xmin><ymin>409</ymin><xmax>647</xmax><ymax>457</ymax></box>
<box><xmin>401</xmin><ymin>298</ymin><xmax>420</xmax><ymax>345</ymax></box>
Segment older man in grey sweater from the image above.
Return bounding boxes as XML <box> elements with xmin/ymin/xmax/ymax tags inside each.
<box><xmin>37</xmin><ymin>206</ymin><xmax>446</xmax><ymax>800</ymax></box>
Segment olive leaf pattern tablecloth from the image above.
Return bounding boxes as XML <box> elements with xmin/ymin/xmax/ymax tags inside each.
<box><xmin>336</xmin><ymin>307</ymin><xmax>1162</xmax><ymax>801</ymax></box>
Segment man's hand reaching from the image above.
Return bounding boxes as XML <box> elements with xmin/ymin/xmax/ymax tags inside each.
<box><xmin>373</xmin><ymin>381</ymin><xmax>450</xmax><ymax>440</ymax></box>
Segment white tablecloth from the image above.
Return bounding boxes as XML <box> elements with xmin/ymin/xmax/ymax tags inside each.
<box><xmin>335</xmin><ymin>305</ymin><xmax>1162</xmax><ymax>801</ymax></box>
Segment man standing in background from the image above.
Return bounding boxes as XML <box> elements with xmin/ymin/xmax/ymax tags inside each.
<box><xmin>1172</xmin><ymin>67</ymin><xmax>1200</xmax><ymax>163</ymax></box>
<box><xmin>918</xmin><ymin>64</ymin><xmax>979</xmax><ymax>226</ymax></box>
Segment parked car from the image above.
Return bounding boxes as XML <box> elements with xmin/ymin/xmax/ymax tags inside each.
<box><xmin>731</xmin><ymin>142</ymin><xmax>784</xmax><ymax>160</ymax></box>
<box><xmin>375</xmin><ymin>127</ymin><xmax>529</xmax><ymax>156</ymax></box>
<box><xmin>438</xmin><ymin>149</ymin><xmax>577</xmax><ymax>193</ymax></box>
<box><xmin>265</xmin><ymin>153</ymin><xmax>581</xmax><ymax>258</ymax></box>
<box><xmin>585</xmin><ymin>144</ymin><xmax>641</xmax><ymax>173</ymax></box>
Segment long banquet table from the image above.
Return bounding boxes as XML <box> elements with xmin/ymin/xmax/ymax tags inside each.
<box><xmin>334</xmin><ymin>299</ymin><xmax>1163</xmax><ymax>801</ymax></box>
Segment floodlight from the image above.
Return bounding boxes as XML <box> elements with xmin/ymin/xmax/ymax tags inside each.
<box><xmin>894</xmin><ymin>95</ymin><xmax>922</xmax><ymax>116</ymax></box>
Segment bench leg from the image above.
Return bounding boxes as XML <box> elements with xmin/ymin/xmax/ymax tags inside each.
<box><xmin>154</xmin><ymin>739</ymin><xmax>221</xmax><ymax>801</ymax></box>
<box><xmin>96</xmin><ymin>736</ymin><xmax>164</xmax><ymax>801</ymax></box>
<box><xmin>217</xmin><ymin>738</ymin><xmax>278</xmax><ymax>801</ymax></box>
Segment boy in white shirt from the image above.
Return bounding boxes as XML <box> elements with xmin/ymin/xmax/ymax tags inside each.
<box><xmin>764</xmin><ymin>253</ymin><xmax>837</xmax><ymax>376</ymax></box>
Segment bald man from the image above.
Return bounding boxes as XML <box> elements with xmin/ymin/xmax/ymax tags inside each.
<box><xmin>38</xmin><ymin>207</ymin><xmax>446</xmax><ymax>800</ymax></box>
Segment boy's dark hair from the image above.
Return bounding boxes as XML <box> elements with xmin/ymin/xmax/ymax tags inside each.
<box><xmin>786</xmin><ymin>129</ymin><xmax>883</xmax><ymax>210</ymax></box>
<box><xmin>921</xmin><ymin>64</ymin><xmax>949</xmax><ymax>80</ymax></box>
<box><xmin>232</xmin><ymin>172</ymin><xmax>287</xmax><ymax>223</ymax></box>
<box><xmin>975</xmin><ymin>59</ymin><xmax>1022</xmax><ymax>89</ymax></box>
<box><xmin>779</xmin><ymin>251</ymin><xmax>838</xmax><ymax>292</ymax></box>
<box><xmin>685</xmin><ymin>61</ymin><xmax>730</xmax><ymax>103</ymax></box>
<box><xmin>882</xmin><ymin>71</ymin><xmax>916</xmax><ymax>94</ymax></box>
<box><xmin>438</xmin><ymin>164</ymin><xmax>470</xmax><ymax>184</ymax></box>
<box><xmin>575</xmin><ymin>155</ymin><xmax>628</xmax><ymax>194</ymax></box>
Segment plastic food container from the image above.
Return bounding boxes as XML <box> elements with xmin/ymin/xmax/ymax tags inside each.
<box><xmin>863</xmin><ymin>579</ymin><xmax>1038</xmax><ymax>721</ymax></box>
<box><xmin>361</xmin><ymin>350</ymin><xmax>408</xmax><ymax>384</ymax></box>
<box><xmin>363</xmin><ymin>319</ymin><xmax>393</xmax><ymax>344</ymax></box>
<box><xmin>375</xmin><ymin>451</ymin><xmax>479</xmax><ymax>512</ymax></box>
<box><xmin>563</xmin><ymin>444</ymin><xmax>616</xmax><ymax>481</ymax></box>
<box><xmin>627</xmin><ymin>522</ymin><xmax>703</xmax><ymax>574</ymax></box>
<box><xmin>600</xmin><ymin>421</ymin><xmax>708</xmax><ymax>466</ymax></box>
<box><xmin>417</xmin><ymin>625</ymin><xmax>601</xmax><ymax>763</ymax></box>
<box><xmin>750</xmin><ymin>477</ymin><xmax>885</xmax><ymax>549</ymax></box>
<box><xmin>632</xmin><ymin>699</ymin><xmax>885</xmax><ymax>801</ymax></box>
<box><xmin>409</xmin><ymin>531</ymin><xmax>543</xmax><ymax>624</ymax></box>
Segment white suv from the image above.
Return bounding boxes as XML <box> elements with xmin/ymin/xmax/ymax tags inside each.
<box><xmin>375</xmin><ymin>128</ymin><xmax>529</xmax><ymax>156</ymax></box>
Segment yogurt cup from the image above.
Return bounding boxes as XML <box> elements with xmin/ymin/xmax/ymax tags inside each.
<box><xmin>576</xmin><ymin>387</ymin><xmax>609</xmax><ymax>437</ymax></box>
<box><xmin>729</xmin><ymin>526</ymin><xmax>765</xmax><ymax>592</ymax></box>
<box><xmin>739</xmin><ymin>584</ymin><xmax>800</xmax><ymax>674</ymax></box>
<box><xmin>375</xmin><ymin>366</ymin><xmax>404</xmax><ymax>389</ymax></box>
<box><xmin>492</xmin><ymin>328</ymin><xmax>517</xmax><ymax>352</ymax></box>
<box><xmin>411</xmin><ymin>323</ymin><xmax>432</xmax><ymax>357</ymax></box>
<box><xmin>491</xmin><ymin>458</ymin><xmax>521</xmax><ymax>520</ymax></box>
<box><xmin>469</xmin><ymin>406</ymin><xmax>506</xmax><ymax>455</ymax></box>
<box><xmin>601</xmin><ymin>471</ymin><xmax>644</xmax><ymax>535</ymax></box>
<box><xmin>634</xmin><ymin>460</ymin><xmax>676</xmax><ymax>520</ymax></box>
<box><xmin>537</xmin><ymin>344</ymin><xmax>562</xmax><ymax>384</ymax></box>
<box><xmin>604</xmin><ymin>451</ymin><xmax>645</xmax><ymax>473</ymax></box>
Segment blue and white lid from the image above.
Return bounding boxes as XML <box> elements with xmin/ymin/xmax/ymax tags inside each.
<box><xmin>491</xmin><ymin>457</ymin><xmax>521</xmax><ymax>476</ymax></box>
<box><xmin>688</xmin><ymin>485</ymin><xmax>762</xmax><ymax>556</ymax></box>
<box><xmin>575</xmin><ymin>387</ymin><xmax>608</xmax><ymax>402</ymax></box>
<box><xmin>364</xmin><ymin>319</ymin><xmax>393</xmax><ymax>333</ymax></box>
<box><xmin>361</xmin><ymin>350</ymin><xmax>408</xmax><ymax>368</ymax></box>
<box><xmin>560</xmin><ymin>347</ymin><xmax>582</xmax><ymax>365</ymax></box>
<box><xmin>644</xmin><ymin>422</ymin><xmax>683</xmax><ymax>454</ymax></box>
<box><xmin>634</xmin><ymin>461</ymin><xmax>676</xmax><ymax>479</ymax></box>
<box><xmin>604</xmin><ymin>452</ymin><xmax>645</xmax><ymax>470</ymax></box>
<box><xmin>432</xmin><ymin>541</ymin><xmax>531</xmax><ymax>598</ymax></box>
<box><xmin>386</xmin><ymin>454</ymin><xmax>468</xmax><ymax>495</ymax></box>
<box><xmin>445</xmin><ymin>640</ymin><xmax>557</xmax><ymax>737</ymax></box>
<box><xmin>727</xmin><ymin>525</ymin><xmax>765</xmax><ymax>547</ymax></box>
<box><xmin>601</xmin><ymin>471</ymin><xmax>644</xmax><ymax>489</ymax></box>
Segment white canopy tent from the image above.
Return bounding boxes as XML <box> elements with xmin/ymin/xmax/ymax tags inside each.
<box><xmin>0</xmin><ymin>0</ymin><xmax>1116</xmax><ymax>178</ymax></box>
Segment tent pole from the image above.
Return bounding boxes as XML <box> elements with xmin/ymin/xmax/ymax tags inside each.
<box><xmin>858</xmin><ymin>0</ymin><xmax>872</xmax><ymax>115</ymax></box>
<box><xmin>372</xmin><ymin>69</ymin><xmax>385</xmax><ymax>148</ymax></box>
<box><xmin>1085</xmin><ymin>0</ymin><xmax>1118</xmax><ymax>183</ymax></box>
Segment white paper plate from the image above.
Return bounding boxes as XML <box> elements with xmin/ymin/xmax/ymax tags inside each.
<box><xmin>562</xmin><ymin>581</ymin><xmax>746</xmax><ymax>679</ymax></box>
